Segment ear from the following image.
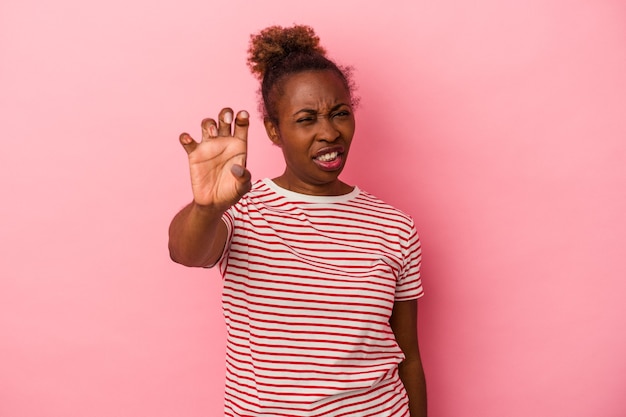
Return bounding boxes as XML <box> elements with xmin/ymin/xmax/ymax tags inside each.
<box><xmin>264</xmin><ymin>118</ymin><xmax>281</xmax><ymax>147</ymax></box>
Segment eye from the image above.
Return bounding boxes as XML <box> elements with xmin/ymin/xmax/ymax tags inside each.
<box><xmin>332</xmin><ymin>110</ymin><xmax>351</xmax><ymax>118</ymax></box>
<box><xmin>296</xmin><ymin>116</ymin><xmax>315</xmax><ymax>124</ymax></box>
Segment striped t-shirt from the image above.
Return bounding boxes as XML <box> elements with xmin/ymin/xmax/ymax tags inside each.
<box><xmin>218</xmin><ymin>178</ymin><xmax>423</xmax><ymax>417</ymax></box>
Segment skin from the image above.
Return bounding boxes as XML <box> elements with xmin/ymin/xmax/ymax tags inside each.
<box><xmin>168</xmin><ymin>69</ymin><xmax>426</xmax><ymax>416</ymax></box>
<box><xmin>168</xmin><ymin>107</ymin><xmax>250</xmax><ymax>267</ymax></box>
<box><xmin>263</xmin><ymin>70</ymin><xmax>355</xmax><ymax>196</ymax></box>
<box><xmin>391</xmin><ymin>299</ymin><xmax>428</xmax><ymax>417</ymax></box>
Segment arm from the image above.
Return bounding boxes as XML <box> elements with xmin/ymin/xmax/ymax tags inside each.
<box><xmin>168</xmin><ymin>202</ymin><xmax>229</xmax><ymax>267</ymax></box>
<box><xmin>390</xmin><ymin>299</ymin><xmax>427</xmax><ymax>417</ymax></box>
<box><xmin>168</xmin><ymin>108</ymin><xmax>251</xmax><ymax>267</ymax></box>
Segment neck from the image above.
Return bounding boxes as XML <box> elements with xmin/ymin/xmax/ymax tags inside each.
<box><xmin>272</xmin><ymin>176</ymin><xmax>354</xmax><ymax>196</ymax></box>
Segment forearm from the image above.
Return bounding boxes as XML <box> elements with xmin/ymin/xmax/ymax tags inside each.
<box><xmin>168</xmin><ymin>201</ymin><xmax>227</xmax><ymax>267</ymax></box>
<box><xmin>399</xmin><ymin>358</ymin><xmax>427</xmax><ymax>417</ymax></box>
<box><xmin>390</xmin><ymin>299</ymin><xmax>427</xmax><ymax>416</ymax></box>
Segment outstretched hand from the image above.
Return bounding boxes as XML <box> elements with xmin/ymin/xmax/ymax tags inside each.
<box><xmin>179</xmin><ymin>108</ymin><xmax>251</xmax><ymax>212</ymax></box>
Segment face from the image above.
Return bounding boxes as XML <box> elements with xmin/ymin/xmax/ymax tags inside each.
<box><xmin>264</xmin><ymin>70</ymin><xmax>356</xmax><ymax>196</ymax></box>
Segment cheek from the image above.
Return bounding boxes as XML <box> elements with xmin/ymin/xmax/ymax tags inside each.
<box><xmin>341</xmin><ymin>121</ymin><xmax>356</xmax><ymax>140</ymax></box>
<box><xmin>341</xmin><ymin>115</ymin><xmax>356</xmax><ymax>131</ymax></box>
<box><xmin>280</xmin><ymin>141</ymin><xmax>307</xmax><ymax>161</ymax></box>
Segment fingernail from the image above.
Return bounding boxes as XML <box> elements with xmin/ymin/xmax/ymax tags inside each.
<box><xmin>240</xmin><ymin>110</ymin><xmax>249</xmax><ymax>119</ymax></box>
<box><xmin>231</xmin><ymin>164</ymin><xmax>244</xmax><ymax>177</ymax></box>
<box><xmin>224</xmin><ymin>112</ymin><xmax>233</xmax><ymax>124</ymax></box>
<box><xmin>210</xmin><ymin>125</ymin><xmax>217</xmax><ymax>136</ymax></box>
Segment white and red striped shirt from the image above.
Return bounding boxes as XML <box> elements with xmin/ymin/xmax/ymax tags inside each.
<box><xmin>218</xmin><ymin>179</ymin><xmax>423</xmax><ymax>417</ymax></box>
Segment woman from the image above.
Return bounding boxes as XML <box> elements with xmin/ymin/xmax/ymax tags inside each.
<box><xmin>169</xmin><ymin>25</ymin><xmax>427</xmax><ymax>417</ymax></box>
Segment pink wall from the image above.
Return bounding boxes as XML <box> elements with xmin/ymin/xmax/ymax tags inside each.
<box><xmin>1</xmin><ymin>0</ymin><xmax>625</xmax><ymax>416</ymax></box>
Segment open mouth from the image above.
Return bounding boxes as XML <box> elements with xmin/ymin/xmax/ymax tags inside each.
<box><xmin>313</xmin><ymin>149</ymin><xmax>345</xmax><ymax>171</ymax></box>
<box><xmin>315</xmin><ymin>151</ymin><xmax>339</xmax><ymax>162</ymax></box>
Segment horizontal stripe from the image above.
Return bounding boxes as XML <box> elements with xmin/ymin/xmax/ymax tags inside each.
<box><xmin>218</xmin><ymin>179</ymin><xmax>422</xmax><ymax>416</ymax></box>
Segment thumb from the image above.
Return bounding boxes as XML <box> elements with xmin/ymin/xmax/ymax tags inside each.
<box><xmin>231</xmin><ymin>164</ymin><xmax>252</xmax><ymax>197</ymax></box>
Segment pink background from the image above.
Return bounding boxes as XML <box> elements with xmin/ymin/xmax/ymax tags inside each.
<box><xmin>1</xmin><ymin>0</ymin><xmax>625</xmax><ymax>416</ymax></box>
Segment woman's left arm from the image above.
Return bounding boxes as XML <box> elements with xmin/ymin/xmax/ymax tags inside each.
<box><xmin>390</xmin><ymin>299</ymin><xmax>427</xmax><ymax>417</ymax></box>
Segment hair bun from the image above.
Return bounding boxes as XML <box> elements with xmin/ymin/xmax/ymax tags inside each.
<box><xmin>247</xmin><ymin>25</ymin><xmax>326</xmax><ymax>80</ymax></box>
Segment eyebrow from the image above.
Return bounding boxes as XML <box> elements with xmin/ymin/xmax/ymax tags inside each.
<box><xmin>292</xmin><ymin>103</ymin><xmax>349</xmax><ymax>117</ymax></box>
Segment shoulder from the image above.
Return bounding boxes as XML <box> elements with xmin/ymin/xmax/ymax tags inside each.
<box><xmin>248</xmin><ymin>178</ymin><xmax>273</xmax><ymax>196</ymax></box>
<box><xmin>227</xmin><ymin>178</ymin><xmax>284</xmax><ymax>217</ymax></box>
<box><xmin>352</xmin><ymin>188</ymin><xmax>416</xmax><ymax>229</ymax></box>
<box><xmin>236</xmin><ymin>178</ymin><xmax>277</xmax><ymax>204</ymax></box>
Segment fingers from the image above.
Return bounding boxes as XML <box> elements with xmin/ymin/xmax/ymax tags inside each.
<box><xmin>179</xmin><ymin>132</ymin><xmax>197</xmax><ymax>154</ymax></box>
<box><xmin>204</xmin><ymin>108</ymin><xmax>249</xmax><ymax>140</ymax></box>
<box><xmin>233</xmin><ymin>110</ymin><xmax>249</xmax><ymax>141</ymax></box>
<box><xmin>191</xmin><ymin>109</ymin><xmax>249</xmax><ymax>168</ymax></box>
<box><xmin>218</xmin><ymin>108</ymin><xmax>234</xmax><ymax>137</ymax></box>
<box><xmin>229</xmin><ymin>111</ymin><xmax>251</xmax><ymax>189</ymax></box>
<box><xmin>201</xmin><ymin>118</ymin><xmax>217</xmax><ymax>142</ymax></box>
<box><xmin>234</xmin><ymin>110</ymin><xmax>249</xmax><ymax>167</ymax></box>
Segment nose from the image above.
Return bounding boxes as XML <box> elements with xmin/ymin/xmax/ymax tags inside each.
<box><xmin>317</xmin><ymin>117</ymin><xmax>340</xmax><ymax>142</ymax></box>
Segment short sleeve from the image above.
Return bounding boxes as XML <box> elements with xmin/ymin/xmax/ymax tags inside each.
<box><xmin>214</xmin><ymin>206</ymin><xmax>236</xmax><ymax>273</ymax></box>
<box><xmin>395</xmin><ymin>220</ymin><xmax>424</xmax><ymax>301</ymax></box>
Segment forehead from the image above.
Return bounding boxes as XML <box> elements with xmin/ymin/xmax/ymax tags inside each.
<box><xmin>278</xmin><ymin>70</ymin><xmax>350</xmax><ymax>111</ymax></box>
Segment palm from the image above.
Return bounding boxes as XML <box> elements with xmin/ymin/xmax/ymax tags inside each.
<box><xmin>188</xmin><ymin>136</ymin><xmax>246</xmax><ymax>208</ymax></box>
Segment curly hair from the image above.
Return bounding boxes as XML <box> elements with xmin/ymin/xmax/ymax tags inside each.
<box><xmin>247</xmin><ymin>24</ymin><xmax>358</xmax><ymax>123</ymax></box>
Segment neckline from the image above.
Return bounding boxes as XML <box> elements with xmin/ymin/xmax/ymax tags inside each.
<box><xmin>263</xmin><ymin>178</ymin><xmax>360</xmax><ymax>203</ymax></box>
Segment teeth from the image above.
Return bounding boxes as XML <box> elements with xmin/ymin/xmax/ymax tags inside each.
<box><xmin>317</xmin><ymin>152</ymin><xmax>338</xmax><ymax>162</ymax></box>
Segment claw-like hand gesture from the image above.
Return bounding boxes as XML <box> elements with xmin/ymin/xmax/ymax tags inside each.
<box><xmin>179</xmin><ymin>108</ymin><xmax>251</xmax><ymax>212</ymax></box>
